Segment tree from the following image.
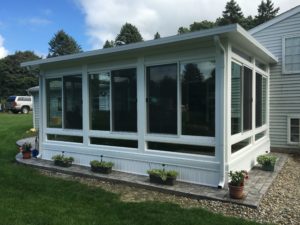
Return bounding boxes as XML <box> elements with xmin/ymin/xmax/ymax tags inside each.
<box><xmin>48</xmin><ymin>30</ymin><xmax>82</xmax><ymax>58</ymax></box>
<box><xmin>217</xmin><ymin>0</ymin><xmax>244</xmax><ymax>26</ymax></box>
<box><xmin>154</xmin><ymin>32</ymin><xmax>161</xmax><ymax>39</ymax></box>
<box><xmin>255</xmin><ymin>0</ymin><xmax>279</xmax><ymax>26</ymax></box>
<box><xmin>115</xmin><ymin>23</ymin><xmax>143</xmax><ymax>45</ymax></box>
<box><xmin>103</xmin><ymin>40</ymin><xmax>115</xmax><ymax>48</ymax></box>
<box><xmin>178</xmin><ymin>26</ymin><xmax>190</xmax><ymax>34</ymax></box>
<box><xmin>0</xmin><ymin>51</ymin><xmax>40</xmax><ymax>100</ymax></box>
<box><xmin>190</xmin><ymin>21</ymin><xmax>215</xmax><ymax>32</ymax></box>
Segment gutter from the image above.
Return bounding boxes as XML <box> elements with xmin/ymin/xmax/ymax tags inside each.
<box><xmin>213</xmin><ymin>36</ymin><xmax>226</xmax><ymax>189</ymax></box>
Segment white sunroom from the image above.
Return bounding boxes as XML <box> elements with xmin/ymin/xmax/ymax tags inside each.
<box><xmin>22</xmin><ymin>24</ymin><xmax>277</xmax><ymax>187</ymax></box>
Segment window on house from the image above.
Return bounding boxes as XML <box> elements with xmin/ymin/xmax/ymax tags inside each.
<box><xmin>46</xmin><ymin>78</ymin><xmax>62</xmax><ymax>128</ymax></box>
<box><xmin>147</xmin><ymin>142</ymin><xmax>215</xmax><ymax>156</ymax></box>
<box><xmin>46</xmin><ymin>75</ymin><xmax>82</xmax><ymax>129</ymax></box>
<box><xmin>284</xmin><ymin>36</ymin><xmax>300</xmax><ymax>73</ymax></box>
<box><xmin>64</xmin><ymin>75</ymin><xmax>82</xmax><ymax>129</ymax></box>
<box><xmin>181</xmin><ymin>61</ymin><xmax>215</xmax><ymax>136</ymax></box>
<box><xmin>48</xmin><ymin>134</ymin><xmax>83</xmax><ymax>143</ymax></box>
<box><xmin>256</xmin><ymin>73</ymin><xmax>267</xmax><ymax>128</ymax></box>
<box><xmin>146</xmin><ymin>64</ymin><xmax>178</xmax><ymax>134</ymax></box>
<box><xmin>89</xmin><ymin>72</ymin><xmax>110</xmax><ymax>131</ymax></box>
<box><xmin>90</xmin><ymin>137</ymin><xmax>138</xmax><ymax>148</ymax></box>
<box><xmin>231</xmin><ymin>137</ymin><xmax>251</xmax><ymax>153</ymax></box>
<box><xmin>289</xmin><ymin>118</ymin><xmax>300</xmax><ymax>143</ymax></box>
<box><xmin>231</xmin><ymin>62</ymin><xmax>253</xmax><ymax>135</ymax></box>
<box><xmin>111</xmin><ymin>68</ymin><xmax>137</xmax><ymax>132</ymax></box>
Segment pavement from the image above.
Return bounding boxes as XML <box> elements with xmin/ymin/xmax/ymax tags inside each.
<box><xmin>15</xmin><ymin>148</ymin><xmax>287</xmax><ymax>208</ymax></box>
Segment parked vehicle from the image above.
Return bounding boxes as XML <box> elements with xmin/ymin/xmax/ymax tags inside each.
<box><xmin>5</xmin><ymin>96</ymin><xmax>33</xmax><ymax>114</ymax></box>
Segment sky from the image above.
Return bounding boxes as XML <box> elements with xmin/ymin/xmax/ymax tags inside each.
<box><xmin>0</xmin><ymin>0</ymin><xmax>299</xmax><ymax>58</ymax></box>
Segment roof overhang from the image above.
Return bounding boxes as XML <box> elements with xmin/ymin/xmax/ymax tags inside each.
<box><xmin>21</xmin><ymin>24</ymin><xmax>277</xmax><ymax>68</ymax></box>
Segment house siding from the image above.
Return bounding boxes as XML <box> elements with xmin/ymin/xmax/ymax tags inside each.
<box><xmin>251</xmin><ymin>12</ymin><xmax>300</xmax><ymax>149</ymax></box>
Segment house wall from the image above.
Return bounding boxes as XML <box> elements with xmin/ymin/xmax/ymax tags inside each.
<box><xmin>40</xmin><ymin>41</ymin><xmax>223</xmax><ymax>187</ymax></box>
<box><xmin>251</xmin><ymin>12</ymin><xmax>300</xmax><ymax>149</ymax></box>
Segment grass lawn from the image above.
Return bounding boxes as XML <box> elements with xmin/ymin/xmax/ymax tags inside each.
<box><xmin>0</xmin><ymin>113</ymin><xmax>267</xmax><ymax>225</ymax></box>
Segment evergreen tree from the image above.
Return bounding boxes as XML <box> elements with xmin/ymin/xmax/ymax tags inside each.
<box><xmin>103</xmin><ymin>40</ymin><xmax>115</xmax><ymax>48</ymax></box>
<box><xmin>48</xmin><ymin>30</ymin><xmax>82</xmax><ymax>58</ymax></box>
<box><xmin>154</xmin><ymin>32</ymin><xmax>161</xmax><ymax>39</ymax></box>
<box><xmin>115</xmin><ymin>23</ymin><xmax>143</xmax><ymax>45</ymax></box>
<box><xmin>0</xmin><ymin>51</ymin><xmax>40</xmax><ymax>100</ymax></box>
<box><xmin>255</xmin><ymin>0</ymin><xmax>279</xmax><ymax>26</ymax></box>
<box><xmin>177</xmin><ymin>26</ymin><xmax>190</xmax><ymax>34</ymax></box>
<box><xmin>217</xmin><ymin>0</ymin><xmax>244</xmax><ymax>26</ymax></box>
<box><xmin>190</xmin><ymin>20</ymin><xmax>215</xmax><ymax>31</ymax></box>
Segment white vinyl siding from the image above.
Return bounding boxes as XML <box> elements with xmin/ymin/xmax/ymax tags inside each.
<box><xmin>252</xmin><ymin>11</ymin><xmax>300</xmax><ymax>149</ymax></box>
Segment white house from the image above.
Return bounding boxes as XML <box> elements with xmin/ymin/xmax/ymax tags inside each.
<box><xmin>22</xmin><ymin>24</ymin><xmax>277</xmax><ymax>187</ymax></box>
<box><xmin>250</xmin><ymin>5</ymin><xmax>300</xmax><ymax>152</ymax></box>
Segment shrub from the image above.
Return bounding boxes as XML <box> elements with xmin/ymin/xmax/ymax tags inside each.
<box><xmin>257</xmin><ymin>154</ymin><xmax>277</xmax><ymax>166</ymax></box>
<box><xmin>90</xmin><ymin>160</ymin><xmax>114</xmax><ymax>168</ymax></box>
<box><xmin>229</xmin><ymin>170</ymin><xmax>245</xmax><ymax>186</ymax></box>
<box><xmin>147</xmin><ymin>169</ymin><xmax>178</xmax><ymax>181</ymax></box>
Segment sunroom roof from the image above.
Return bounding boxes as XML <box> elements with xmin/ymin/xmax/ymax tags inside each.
<box><xmin>22</xmin><ymin>24</ymin><xmax>277</xmax><ymax>68</ymax></box>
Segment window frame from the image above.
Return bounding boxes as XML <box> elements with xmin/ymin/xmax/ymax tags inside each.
<box><xmin>282</xmin><ymin>34</ymin><xmax>300</xmax><ymax>74</ymax></box>
<box><xmin>45</xmin><ymin>74</ymin><xmax>83</xmax><ymax>130</ymax></box>
<box><xmin>287</xmin><ymin>114</ymin><xmax>300</xmax><ymax>145</ymax></box>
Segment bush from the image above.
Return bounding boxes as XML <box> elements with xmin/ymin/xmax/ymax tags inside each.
<box><xmin>52</xmin><ymin>154</ymin><xmax>74</xmax><ymax>164</ymax></box>
<box><xmin>90</xmin><ymin>160</ymin><xmax>114</xmax><ymax>168</ymax></box>
<box><xmin>147</xmin><ymin>169</ymin><xmax>178</xmax><ymax>181</ymax></box>
<box><xmin>257</xmin><ymin>154</ymin><xmax>277</xmax><ymax>166</ymax></box>
<box><xmin>229</xmin><ymin>170</ymin><xmax>245</xmax><ymax>186</ymax></box>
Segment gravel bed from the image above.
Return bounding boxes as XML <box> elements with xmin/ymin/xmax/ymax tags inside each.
<box><xmin>40</xmin><ymin>154</ymin><xmax>300</xmax><ymax>225</ymax></box>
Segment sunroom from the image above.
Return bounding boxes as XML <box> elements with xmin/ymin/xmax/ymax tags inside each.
<box><xmin>22</xmin><ymin>24</ymin><xmax>277</xmax><ymax>187</ymax></box>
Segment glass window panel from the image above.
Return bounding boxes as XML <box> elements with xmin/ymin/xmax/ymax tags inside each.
<box><xmin>90</xmin><ymin>137</ymin><xmax>137</xmax><ymax>148</ymax></box>
<box><xmin>231</xmin><ymin>138</ymin><xmax>251</xmax><ymax>153</ymax></box>
<box><xmin>256</xmin><ymin>73</ymin><xmax>263</xmax><ymax>128</ymax></box>
<box><xmin>243</xmin><ymin>67</ymin><xmax>252</xmax><ymax>132</ymax></box>
<box><xmin>47</xmin><ymin>134</ymin><xmax>83</xmax><ymax>143</ymax></box>
<box><xmin>147</xmin><ymin>64</ymin><xmax>177</xmax><ymax>134</ymax></box>
<box><xmin>255</xmin><ymin>131</ymin><xmax>265</xmax><ymax>141</ymax></box>
<box><xmin>231</xmin><ymin>62</ymin><xmax>242</xmax><ymax>134</ymax></box>
<box><xmin>285</xmin><ymin>37</ymin><xmax>300</xmax><ymax>72</ymax></box>
<box><xmin>262</xmin><ymin>77</ymin><xmax>267</xmax><ymax>125</ymax></box>
<box><xmin>290</xmin><ymin>118</ymin><xmax>300</xmax><ymax>143</ymax></box>
<box><xmin>181</xmin><ymin>61</ymin><xmax>215</xmax><ymax>136</ymax></box>
<box><xmin>148</xmin><ymin>142</ymin><xmax>215</xmax><ymax>156</ymax></box>
<box><xmin>89</xmin><ymin>72</ymin><xmax>110</xmax><ymax>130</ymax></box>
<box><xmin>64</xmin><ymin>75</ymin><xmax>82</xmax><ymax>129</ymax></box>
<box><xmin>46</xmin><ymin>78</ymin><xmax>62</xmax><ymax>128</ymax></box>
<box><xmin>111</xmin><ymin>68</ymin><xmax>137</xmax><ymax>132</ymax></box>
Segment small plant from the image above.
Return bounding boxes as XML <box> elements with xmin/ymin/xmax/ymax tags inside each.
<box><xmin>52</xmin><ymin>153</ymin><xmax>74</xmax><ymax>167</ymax></box>
<box><xmin>257</xmin><ymin>154</ymin><xmax>277</xmax><ymax>171</ymax></box>
<box><xmin>147</xmin><ymin>164</ymin><xmax>178</xmax><ymax>186</ymax></box>
<box><xmin>90</xmin><ymin>160</ymin><xmax>114</xmax><ymax>168</ymax></box>
<box><xmin>90</xmin><ymin>155</ymin><xmax>114</xmax><ymax>174</ymax></box>
<box><xmin>20</xmin><ymin>142</ymin><xmax>32</xmax><ymax>153</ymax></box>
<box><xmin>229</xmin><ymin>170</ymin><xmax>245</xmax><ymax>187</ymax></box>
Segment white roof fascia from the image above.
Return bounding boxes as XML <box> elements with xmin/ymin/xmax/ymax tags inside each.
<box><xmin>21</xmin><ymin>24</ymin><xmax>238</xmax><ymax>68</ymax></box>
<box><xmin>236</xmin><ymin>24</ymin><xmax>278</xmax><ymax>63</ymax></box>
<box><xmin>249</xmin><ymin>5</ymin><xmax>300</xmax><ymax>35</ymax></box>
<box><xmin>21</xmin><ymin>23</ymin><xmax>277</xmax><ymax>67</ymax></box>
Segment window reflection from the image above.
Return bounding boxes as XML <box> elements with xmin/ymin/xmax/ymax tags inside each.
<box><xmin>89</xmin><ymin>72</ymin><xmax>110</xmax><ymax>130</ymax></box>
<box><xmin>46</xmin><ymin>78</ymin><xmax>62</xmax><ymax>128</ymax></box>
<box><xmin>181</xmin><ymin>61</ymin><xmax>215</xmax><ymax>136</ymax></box>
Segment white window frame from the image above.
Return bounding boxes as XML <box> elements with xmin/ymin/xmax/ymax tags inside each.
<box><xmin>287</xmin><ymin>114</ymin><xmax>300</xmax><ymax>145</ymax></box>
<box><xmin>282</xmin><ymin>34</ymin><xmax>300</xmax><ymax>74</ymax></box>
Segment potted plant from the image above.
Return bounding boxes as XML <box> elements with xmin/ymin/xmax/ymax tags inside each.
<box><xmin>147</xmin><ymin>165</ymin><xmax>178</xmax><ymax>186</ymax></box>
<box><xmin>20</xmin><ymin>142</ymin><xmax>32</xmax><ymax>159</ymax></box>
<box><xmin>90</xmin><ymin>158</ymin><xmax>114</xmax><ymax>174</ymax></box>
<box><xmin>257</xmin><ymin>154</ymin><xmax>277</xmax><ymax>171</ymax></box>
<box><xmin>228</xmin><ymin>170</ymin><xmax>245</xmax><ymax>199</ymax></box>
<box><xmin>52</xmin><ymin>153</ymin><xmax>74</xmax><ymax>167</ymax></box>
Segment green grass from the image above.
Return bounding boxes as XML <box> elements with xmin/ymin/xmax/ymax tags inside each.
<box><xmin>0</xmin><ymin>113</ymin><xmax>266</xmax><ymax>225</ymax></box>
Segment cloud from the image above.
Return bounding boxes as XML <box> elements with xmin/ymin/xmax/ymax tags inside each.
<box><xmin>0</xmin><ymin>34</ymin><xmax>8</xmax><ymax>59</ymax></box>
<box><xmin>75</xmin><ymin>0</ymin><xmax>300</xmax><ymax>49</ymax></box>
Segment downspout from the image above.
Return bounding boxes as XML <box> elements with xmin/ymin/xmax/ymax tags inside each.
<box><xmin>213</xmin><ymin>36</ymin><xmax>226</xmax><ymax>189</ymax></box>
<box><xmin>37</xmin><ymin>72</ymin><xmax>43</xmax><ymax>159</ymax></box>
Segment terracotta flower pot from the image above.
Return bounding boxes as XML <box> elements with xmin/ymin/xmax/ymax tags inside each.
<box><xmin>229</xmin><ymin>183</ymin><xmax>244</xmax><ymax>199</ymax></box>
<box><xmin>22</xmin><ymin>151</ymin><xmax>31</xmax><ymax>159</ymax></box>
